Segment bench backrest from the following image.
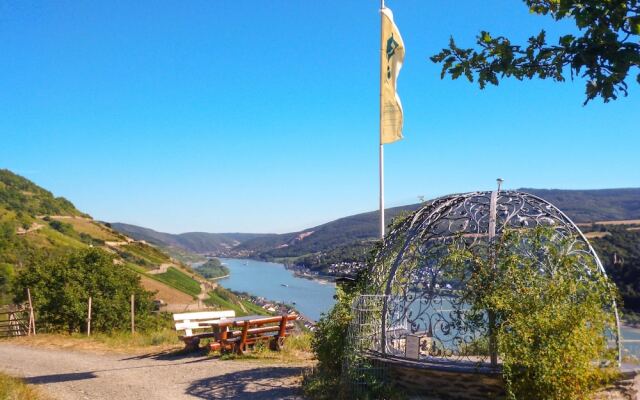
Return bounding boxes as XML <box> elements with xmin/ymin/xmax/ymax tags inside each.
<box><xmin>236</xmin><ymin>315</ymin><xmax>298</xmax><ymax>352</ymax></box>
<box><xmin>174</xmin><ymin>310</ymin><xmax>235</xmax><ymax>336</ymax></box>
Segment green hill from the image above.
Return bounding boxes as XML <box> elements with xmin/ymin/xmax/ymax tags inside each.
<box><xmin>110</xmin><ymin>188</ymin><xmax>640</xmax><ymax>263</ymax></box>
<box><xmin>581</xmin><ymin>223</ymin><xmax>640</xmax><ymax>316</ymax></box>
<box><xmin>0</xmin><ymin>169</ymin><xmax>86</xmax><ymax>220</ymax></box>
<box><xmin>110</xmin><ymin>222</ymin><xmax>271</xmax><ymax>255</ymax></box>
<box><xmin>0</xmin><ymin>169</ymin><xmax>201</xmax><ymax>304</ymax></box>
<box><xmin>522</xmin><ymin>188</ymin><xmax>640</xmax><ymax>222</ymax></box>
<box><xmin>241</xmin><ymin>188</ymin><xmax>640</xmax><ymax>262</ymax></box>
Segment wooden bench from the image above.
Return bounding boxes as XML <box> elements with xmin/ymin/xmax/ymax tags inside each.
<box><xmin>173</xmin><ymin>310</ymin><xmax>235</xmax><ymax>350</ymax></box>
<box><xmin>208</xmin><ymin>314</ymin><xmax>298</xmax><ymax>354</ymax></box>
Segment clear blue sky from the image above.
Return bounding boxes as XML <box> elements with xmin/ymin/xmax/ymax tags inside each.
<box><xmin>1</xmin><ymin>1</ymin><xmax>638</xmax><ymax>234</ymax></box>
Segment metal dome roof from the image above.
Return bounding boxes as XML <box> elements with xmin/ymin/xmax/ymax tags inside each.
<box><xmin>361</xmin><ymin>190</ymin><xmax>621</xmax><ymax>366</ymax></box>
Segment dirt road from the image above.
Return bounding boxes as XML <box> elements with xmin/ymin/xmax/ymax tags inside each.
<box><xmin>0</xmin><ymin>343</ymin><xmax>307</xmax><ymax>399</ymax></box>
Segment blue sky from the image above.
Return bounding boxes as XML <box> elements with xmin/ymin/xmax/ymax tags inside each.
<box><xmin>1</xmin><ymin>1</ymin><xmax>638</xmax><ymax>234</ymax></box>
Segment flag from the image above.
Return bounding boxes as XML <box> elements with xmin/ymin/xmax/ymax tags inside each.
<box><xmin>380</xmin><ymin>6</ymin><xmax>405</xmax><ymax>144</ymax></box>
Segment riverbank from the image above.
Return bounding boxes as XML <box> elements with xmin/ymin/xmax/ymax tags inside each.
<box><xmin>288</xmin><ymin>268</ymin><xmax>336</xmax><ymax>285</ymax></box>
<box><xmin>217</xmin><ymin>258</ymin><xmax>336</xmax><ymax>322</ymax></box>
<box><xmin>192</xmin><ymin>258</ymin><xmax>327</xmax><ymax>327</ymax></box>
<box><xmin>227</xmin><ymin>289</ymin><xmax>316</xmax><ymax>328</ymax></box>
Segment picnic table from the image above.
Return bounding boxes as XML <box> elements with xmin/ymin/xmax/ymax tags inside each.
<box><xmin>201</xmin><ymin>314</ymin><xmax>297</xmax><ymax>354</ymax></box>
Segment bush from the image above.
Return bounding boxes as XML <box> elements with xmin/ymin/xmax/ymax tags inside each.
<box><xmin>304</xmin><ymin>286</ymin><xmax>355</xmax><ymax>399</ymax></box>
<box><xmin>0</xmin><ymin>263</ymin><xmax>15</xmax><ymax>304</ymax></box>
<box><xmin>444</xmin><ymin>227</ymin><xmax>619</xmax><ymax>400</ymax></box>
<box><xmin>195</xmin><ymin>258</ymin><xmax>230</xmax><ymax>279</ymax></box>
<box><xmin>48</xmin><ymin>220</ymin><xmax>75</xmax><ymax>236</ymax></box>
<box><xmin>13</xmin><ymin>248</ymin><xmax>156</xmax><ymax>333</ymax></box>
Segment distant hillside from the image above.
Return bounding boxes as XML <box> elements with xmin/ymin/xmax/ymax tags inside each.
<box><xmin>581</xmin><ymin>223</ymin><xmax>640</xmax><ymax>314</ymax></box>
<box><xmin>243</xmin><ymin>188</ymin><xmax>640</xmax><ymax>260</ymax></box>
<box><xmin>111</xmin><ymin>188</ymin><xmax>640</xmax><ymax>262</ymax></box>
<box><xmin>234</xmin><ymin>203</ymin><xmax>422</xmax><ymax>257</ymax></box>
<box><xmin>522</xmin><ymin>188</ymin><xmax>640</xmax><ymax>223</ymax></box>
<box><xmin>110</xmin><ymin>222</ymin><xmax>271</xmax><ymax>254</ymax></box>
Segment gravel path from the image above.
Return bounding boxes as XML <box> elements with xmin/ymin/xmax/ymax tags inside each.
<box><xmin>0</xmin><ymin>343</ymin><xmax>308</xmax><ymax>399</ymax></box>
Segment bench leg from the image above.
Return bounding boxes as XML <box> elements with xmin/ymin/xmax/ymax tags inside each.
<box><xmin>270</xmin><ymin>336</ymin><xmax>286</xmax><ymax>351</ymax></box>
<box><xmin>183</xmin><ymin>337</ymin><xmax>201</xmax><ymax>351</ymax></box>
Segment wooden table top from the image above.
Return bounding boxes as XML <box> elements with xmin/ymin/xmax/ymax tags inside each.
<box><xmin>200</xmin><ymin>314</ymin><xmax>297</xmax><ymax>328</ymax></box>
<box><xmin>200</xmin><ymin>315</ymin><xmax>274</xmax><ymax>327</ymax></box>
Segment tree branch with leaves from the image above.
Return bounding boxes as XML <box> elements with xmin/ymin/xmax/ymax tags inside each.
<box><xmin>431</xmin><ymin>0</ymin><xmax>640</xmax><ymax>104</ymax></box>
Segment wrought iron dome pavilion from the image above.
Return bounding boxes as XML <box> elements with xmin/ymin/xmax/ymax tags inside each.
<box><xmin>352</xmin><ymin>190</ymin><xmax>621</xmax><ymax>369</ymax></box>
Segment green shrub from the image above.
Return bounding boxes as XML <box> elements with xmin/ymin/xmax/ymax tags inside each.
<box><xmin>13</xmin><ymin>248</ymin><xmax>156</xmax><ymax>333</ymax></box>
<box><xmin>195</xmin><ymin>258</ymin><xmax>229</xmax><ymax>279</ymax></box>
<box><xmin>444</xmin><ymin>227</ymin><xmax>619</xmax><ymax>400</ymax></box>
<box><xmin>304</xmin><ymin>286</ymin><xmax>362</xmax><ymax>399</ymax></box>
<box><xmin>48</xmin><ymin>220</ymin><xmax>75</xmax><ymax>236</ymax></box>
<box><xmin>0</xmin><ymin>263</ymin><xmax>15</xmax><ymax>304</ymax></box>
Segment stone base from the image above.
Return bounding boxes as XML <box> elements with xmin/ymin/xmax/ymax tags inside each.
<box><xmin>374</xmin><ymin>356</ymin><xmax>504</xmax><ymax>400</ymax></box>
<box><xmin>374</xmin><ymin>355</ymin><xmax>640</xmax><ymax>400</ymax></box>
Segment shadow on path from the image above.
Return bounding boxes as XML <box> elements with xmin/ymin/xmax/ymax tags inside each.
<box><xmin>121</xmin><ymin>347</ymin><xmax>211</xmax><ymax>363</ymax></box>
<box><xmin>23</xmin><ymin>356</ymin><xmax>216</xmax><ymax>386</ymax></box>
<box><xmin>185</xmin><ymin>366</ymin><xmax>304</xmax><ymax>399</ymax></box>
<box><xmin>24</xmin><ymin>372</ymin><xmax>97</xmax><ymax>384</ymax></box>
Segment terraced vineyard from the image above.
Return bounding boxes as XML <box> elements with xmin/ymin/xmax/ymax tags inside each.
<box><xmin>150</xmin><ymin>267</ymin><xmax>201</xmax><ymax>298</ymax></box>
<box><xmin>0</xmin><ymin>169</ymin><xmax>207</xmax><ymax>310</ymax></box>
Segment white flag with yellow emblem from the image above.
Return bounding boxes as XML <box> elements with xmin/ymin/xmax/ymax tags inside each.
<box><xmin>380</xmin><ymin>6</ymin><xmax>405</xmax><ymax>144</ymax></box>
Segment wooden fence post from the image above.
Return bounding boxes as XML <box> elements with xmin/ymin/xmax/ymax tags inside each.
<box><xmin>27</xmin><ymin>288</ymin><xmax>36</xmax><ymax>336</ymax></box>
<box><xmin>131</xmin><ymin>294</ymin><xmax>135</xmax><ymax>334</ymax></box>
<box><xmin>87</xmin><ymin>296</ymin><xmax>92</xmax><ymax>336</ymax></box>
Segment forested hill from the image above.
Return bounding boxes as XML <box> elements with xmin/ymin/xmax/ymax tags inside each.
<box><xmin>0</xmin><ymin>169</ymin><xmax>87</xmax><ymax>220</ymax></box>
<box><xmin>111</xmin><ymin>188</ymin><xmax>640</xmax><ymax>260</ymax></box>
<box><xmin>110</xmin><ymin>222</ymin><xmax>272</xmax><ymax>254</ymax></box>
<box><xmin>111</xmin><ymin>203</ymin><xmax>423</xmax><ymax>257</ymax></box>
<box><xmin>236</xmin><ymin>188</ymin><xmax>640</xmax><ymax>258</ymax></box>
<box><xmin>522</xmin><ymin>188</ymin><xmax>640</xmax><ymax>222</ymax></box>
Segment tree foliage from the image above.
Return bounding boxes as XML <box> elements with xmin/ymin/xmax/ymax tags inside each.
<box><xmin>13</xmin><ymin>248</ymin><xmax>155</xmax><ymax>333</ymax></box>
<box><xmin>445</xmin><ymin>227</ymin><xmax>619</xmax><ymax>400</ymax></box>
<box><xmin>304</xmin><ymin>286</ymin><xmax>357</xmax><ymax>399</ymax></box>
<box><xmin>195</xmin><ymin>258</ymin><xmax>230</xmax><ymax>279</ymax></box>
<box><xmin>431</xmin><ymin>0</ymin><xmax>640</xmax><ymax>104</ymax></box>
<box><xmin>589</xmin><ymin>225</ymin><xmax>640</xmax><ymax>313</ymax></box>
<box><xmin>0</xmin><ymin>169</ymin><xmax>83</xmax><ymax>217</ymax></box>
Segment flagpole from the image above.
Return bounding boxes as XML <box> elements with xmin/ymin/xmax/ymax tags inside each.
<box><xmin>379</xmin><ymin>0</ymin><xmax>385</xmax><ymax>239</ymax></box>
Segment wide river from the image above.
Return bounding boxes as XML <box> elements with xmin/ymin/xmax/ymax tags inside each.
<box><xmin>217</xmin><ymin>258</ymin><xmax>336</xmax><ymax>321</ymax></box>
<box><xmin>213</xmin><ymin>258</ymin><xmax>640</xmax><ymax>359</ymax></box>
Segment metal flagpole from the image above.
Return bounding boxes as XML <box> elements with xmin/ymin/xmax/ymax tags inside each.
<box><xmin>379</xmin><ymin>0</ymin><xmax>386</xmax><ymax>239</ymax></box>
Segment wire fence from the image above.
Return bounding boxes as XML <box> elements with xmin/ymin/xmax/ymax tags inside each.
<box><xmin>342</xmin><ymin>295</ymin><xmax>388</xmax><ymax>398</ymax></box>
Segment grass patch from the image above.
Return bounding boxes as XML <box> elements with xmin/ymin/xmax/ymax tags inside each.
<box><xmin>50</xmin><ymin>217</ymin><xmax>120</xmax><ymax>242</ymax></box>
<box><xmin>7</xmin><ymin>329</ymin><xmax>182</xmax><ymax>354</ymax></box>
<box><xmin>120</xmin><ymin>242</ymin><xmax>170</xmax><ymax>265</ymax></box>
<box><xmin>25</xmin><ymin>227</ymin><xmax>86</xmax><ymax>249</ymax></box>
<box><xmin>0</xmin><ymin>372</ymin><xmax>48</xmax><ymax>400</ymax></box>
<box><xmin>151</xmin><ymin>267</ymin><xmax>201</xmax><ymax>297</ymax></box>
<box><xmin>204</xmin><ymin>287</ymin><xmax>269</xmax><ymax>316</ymax></box>
<box><xmin>124</xmin><ymin>263</ymin><xmax>148</xmax><ymax>274</ymax></box>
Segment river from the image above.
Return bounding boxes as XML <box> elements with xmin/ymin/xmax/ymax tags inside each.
<box><xmin>212</xmin><ymin>258</ymin><xmax>639</xmax><ymax>360</ymax></box>
<box><xmin>217</xmin><ymin>258</ymin><xmax>336</xmax><ymax>321</ymax></box>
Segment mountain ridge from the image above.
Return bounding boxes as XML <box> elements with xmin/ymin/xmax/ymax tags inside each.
<box><xmin>111</xmin><ymin>187</ymin><xmax>640</xmax><ymax>258</ymax></box>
